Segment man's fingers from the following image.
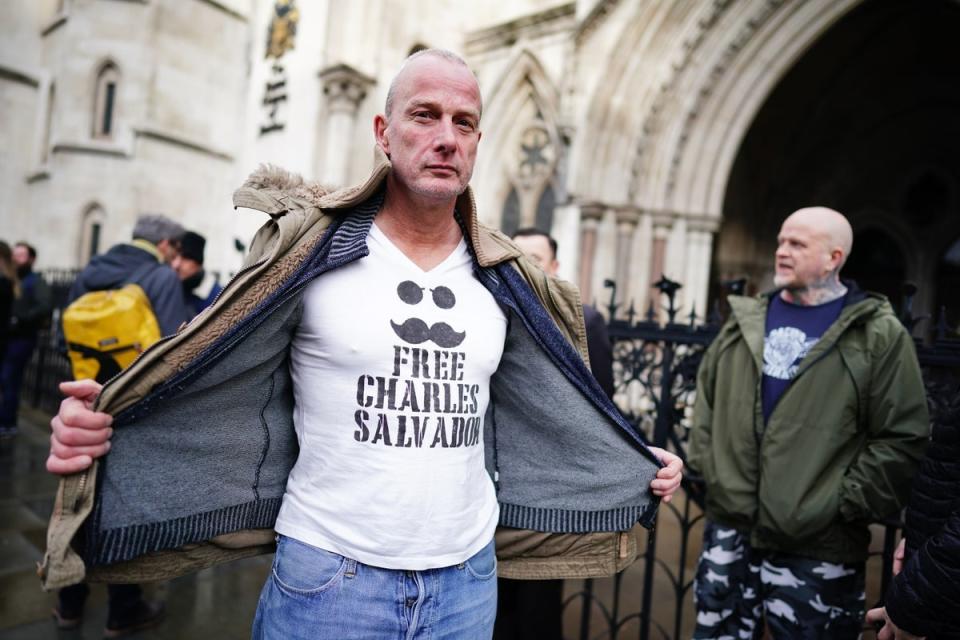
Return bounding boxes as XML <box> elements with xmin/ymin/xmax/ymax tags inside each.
<box><xmin>649</xmin><ymin>446</ymin><xmax>683</xmax><ymax>500</ymax></box>
<box><xmin>649</xmin><ymin>446</ymin><xmax>683</xmax><ymax>474</ymax></box>
<box><xmin>56</xmin><ymin>396</ymin><xmax>113</xmax><ymax>431</ymax></box>
<box><xmin>51</xmin><ymin>414</ymin><xmax>113</xmax><ymax>447</ymax></box>
<box><xmin>50</xmin><ymin>433</ymin><xmax>110</xmax><ymax>460</ymax></box>
<box><xmin>659</xmin><ymin>457</ymin><xmax>683</xmax><ymax>477</ymax></box>
<box><xmin>46</xmin><ymin>453</ymin><xmax>94</xmax><ymax>475</ymax></box>
<box><xmin>865</xmin><ymin>608</ymin><xmax>884</xmax><ymax>624</ymax></box>
<box><xmin>46</xmin><ymin>383</ymin><xmax>114</xmax><ymax>477</ymax></box>
<box><xmin>59</xmin><ymin>379</ymin><xmax>103</xmax><ymax>404</ymax></box>
<box><xmin>651</xmin><ymin>478</ymin><xmax>682</xmax><ymax>496</ymax></box>
<box><xmin>893</xmin><ymin>538</ymin><xmax>906</xmax><ymax>576</ymax></box>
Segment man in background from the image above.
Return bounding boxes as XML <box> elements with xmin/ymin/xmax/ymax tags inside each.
<box><xmin>510</xmin><ymin>227</ymin><xmax>613</xmax><ymax>396</ymax></box>
<box><xmin>171</xmin><ymin>231</ymin><xmax>223</xmax><ymax>317</ymax></box>
<box><xmin>68</xmin><ymin>214</ymin><xmax>191</xmax><ymax>337</ymax></box>
<box><xmin>0</xmin><ymin>242</ymin><xmax>52</xmax><ymax>437</ymax></box>
<box><xmin>688</xmin><ymin>207</ymin><xmax>929</xmax><ymax>638</ymax></box>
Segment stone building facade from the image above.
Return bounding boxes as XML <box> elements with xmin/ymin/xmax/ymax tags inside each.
<box><xmin>2</xmin><ymin>0</ymin><xmax>957</xmax><ymax>321</ymax></box>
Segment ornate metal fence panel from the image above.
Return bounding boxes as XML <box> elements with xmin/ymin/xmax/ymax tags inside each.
<box><xmin>21</xmin><ymin>269</ymin><xmax>77</xmax><ymax>414</ymax></box>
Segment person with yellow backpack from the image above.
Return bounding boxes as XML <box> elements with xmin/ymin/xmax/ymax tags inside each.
<box><xmin>56</xmin><ymin>213</ymin><xmax>190</xmax><ymax>636</ymax></box>
<box><xmin>64</xmin><ymin>214</ymin><xmax>191</xmax><ymax>384</ymax></box>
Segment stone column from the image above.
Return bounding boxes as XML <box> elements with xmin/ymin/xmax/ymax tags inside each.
<box><xmin>318</xmin><ymin>64</ymin><xmax>374</xmax><ymax>188</ymax></box>
<box><xmin>683</xmin><ymin>216</ymin><xmax>720</xmax><ymax>323</ymax></box>
<box><xmin>578</xmin><ymin>203</ymin><xmax>605</xmax><ymax>304</ymax></box>
<box><xmin>614</xmin><ymin>207</ymin><xmax>640</xmax><ymax>301</ymax></box>
<box><xmin>648</xmin><ymin>212</ymin><xmax>674</xmax><ymax>290</ymax></box>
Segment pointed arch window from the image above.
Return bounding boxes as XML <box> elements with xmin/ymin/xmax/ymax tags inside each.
<box><xmin>535</xmin><ymin>183</ymin><xmax>555</xmax><ymax>232</ymax></box>
<box><xmin>79</xmin><ymin>205</ymin><xmax>106</xmax><ymax>265</ymax></box>
<box><xmin>501</xmin><ymin>187</ymin><xmax>520</xmax><ymax>237</ymax></box>
<box><xmin>93</xmin><ymin>63</ymin><xmax>119</xmax><ymax>139</ymax></box>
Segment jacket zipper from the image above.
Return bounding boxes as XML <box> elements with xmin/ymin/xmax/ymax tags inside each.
<box><xmin>73</xmin><ymin>468</ymin><xmax>88</xmax><ymax>512</ymax></box>
<box><xmin>752</xmin><ymin>334</ymin><xmax>846</xmax><ymax>533</ymax></box>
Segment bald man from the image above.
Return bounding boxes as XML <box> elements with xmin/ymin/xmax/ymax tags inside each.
<box><xmin>687</xmin><ymin>207</ymin><xmax>929</xmax><ymax>639</ymax></box>
<box><xmin>45</xmin><ymin>49</ymin><xmax>684</xmax><ymax>639</ymax></box>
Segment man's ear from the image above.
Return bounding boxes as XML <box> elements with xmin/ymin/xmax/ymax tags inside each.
<box><xmin>374</xmin><ymin>114</ymin><xmax>390</xmax><ymax>157</ymax></box>
<box><xmin>830</xmin><ymin>248</ymin><xmax>845</xmax><ymax>271</ymax></box>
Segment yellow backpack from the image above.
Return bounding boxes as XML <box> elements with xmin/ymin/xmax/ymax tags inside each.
<box><xmin>62</xmin><ymin>283</ymin><xmax>161</xmax><ymax>383</ymax></box>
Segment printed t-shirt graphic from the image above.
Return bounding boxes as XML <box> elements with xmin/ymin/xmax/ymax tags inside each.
<box><xmin>275</xmin><ymin>222</ymin><xmax>507</xmax><ymax>570</ymax></box>
<box><xmin>761</xmin><ymin>295</ymin><xmax>844</xmax><ymax>423</ymax></box>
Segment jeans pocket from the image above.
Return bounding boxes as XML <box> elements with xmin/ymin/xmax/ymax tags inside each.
<box><xmin>464</xmin><ymin>540</ymin><xmax>497</xmax><ymax>580</ymax></box>
<box><xmin>272</xmin><ymin>536</ymin><xmax>347</xmax><ymax>595</ymax></box>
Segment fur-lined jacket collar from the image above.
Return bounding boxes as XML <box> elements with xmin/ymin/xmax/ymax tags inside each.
<box><xmin>232</xmin><ymin>150</ymin><xmax>521</xmax><ymax>269</ymax></box>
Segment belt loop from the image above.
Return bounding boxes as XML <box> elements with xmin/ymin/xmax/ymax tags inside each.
<box><xmin>345</xmin><ymin>559</ymin><xmax>357</xmax><ymax>578</ymax></box>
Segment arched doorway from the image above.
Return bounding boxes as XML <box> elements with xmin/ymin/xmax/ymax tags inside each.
<box><xmin>936</xmin><ymin>236</ymin><xmax>960</xmax><ymax>331</ymax></box>
<box><xmin>843</xmin><ymin>228</ymin><xmax>907</xmax><ymax>306</ymax></box>
<box><xmin>716</xmin><ymin>0</ymin><xmax>960</xmax><ymax>323</ymax></box>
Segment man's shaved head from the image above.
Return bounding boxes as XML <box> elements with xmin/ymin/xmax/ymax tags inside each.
<box><xmin>783</xmin><ymin>207</ymin><xmax>853</xmax><ymax>267</ymax></box>
<box><xmin>774</xmin><ymin>206</ymin><xmax>854</xmax><ymax>303</ymax></box>
<box><xmin>384</xmin><ymin>49</ymin><xmax>481</xmax><ymax>119</ymax></box>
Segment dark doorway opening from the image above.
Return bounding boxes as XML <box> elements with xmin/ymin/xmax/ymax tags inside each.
<box><xmin>716</xmin><ymin>0</ymin><xmax>960</xmax><ymax>326</ymax></box>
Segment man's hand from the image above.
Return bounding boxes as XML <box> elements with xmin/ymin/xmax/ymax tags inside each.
<box><xmin>866</xmin><ymin>606</ymin><xmax>926</xmax><ymax>640</ymax></box>
<box><xmin>648</xmin><ymin>446</ymin><xmax>683</xmax><ymax>503</ymax></box>
<box><xmin>47</xmin><ymin>380</ymin><xmax>113</xmax><ymax>475</ymax></box>
<box><xmin>893</xmin><ymin>537</ymin><xmax>906</xmax><ymax>576</ymax></box>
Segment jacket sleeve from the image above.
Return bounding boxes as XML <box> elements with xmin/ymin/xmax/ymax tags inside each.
<box><xmin>885</xmin><ymin>509</ymin><xmax>960</xmax><ymax>637</ymax></box>
<box><xmin>687</xmin><ymin>338</ymin><xmax>720</xmax><ymax>477</ymax></box>
<box><xmin>144</xmin><ymin>267</ymin><xmax>192</xmax><ymax>337</ymax></box>
<box><xmin>18</xmin><ymin>274</ymin><xmax>53</xmax><ymax>324</ymax></box>
<box><xmin>838</xmin><ymin>322</ymin><xmax>929</xmax><ymax>522</ymax></box>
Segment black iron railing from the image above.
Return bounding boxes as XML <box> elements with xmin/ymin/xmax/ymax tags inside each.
<box><xmin>21</xmin><ymin>269</ymin><xmax>77</xmax><ymax>414</ymax></box>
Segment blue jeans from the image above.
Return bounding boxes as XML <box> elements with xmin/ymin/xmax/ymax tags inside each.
<box><xmin>252</xmin><ymin>535</ymin><xmax>497</xmax><ymax>640</ymax></box>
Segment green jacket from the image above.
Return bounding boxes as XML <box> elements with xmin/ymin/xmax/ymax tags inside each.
<box><xmin>687</xmin><ymin>290</ymin><xmax>929</xmax><ymax>563</ymax></box>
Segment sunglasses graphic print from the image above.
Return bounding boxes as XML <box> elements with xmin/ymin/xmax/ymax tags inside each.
<box><xmin>391</xmin><ymin>280</ymin><xmax>466</xmax><ymax>348</ymax></box>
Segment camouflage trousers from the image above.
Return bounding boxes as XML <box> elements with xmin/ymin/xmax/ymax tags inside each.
<box><xmin>692</xmin><ymin>521</ymin><xmax>865</xmax><ymax>639</ymax></box>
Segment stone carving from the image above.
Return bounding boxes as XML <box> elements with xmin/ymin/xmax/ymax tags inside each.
<box><xmin>664</xmin><ymin>0</ymin><xmax>785</xmax><ymax>200</ymax></box>
<box><xmin>627</xmin><ymin>0</ymin><xmax>734</xmax><ymax>202</ymax></box>
<box><xmin>265</xmin><ymin>0</ymin><xmax>299</xmax><ymax>60</ymax></box>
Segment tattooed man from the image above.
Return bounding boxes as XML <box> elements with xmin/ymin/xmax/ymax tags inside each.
<box><xmin>687</xmin><ymin>207</ymin><xmax>929</xmax><ymax>639</ymax></box>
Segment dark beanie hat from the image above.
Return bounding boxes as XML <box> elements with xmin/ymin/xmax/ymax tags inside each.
<box><xmin>178</xmin><ymin>231</ymin><xmax>206</xmax><ymax>264</ymax></box>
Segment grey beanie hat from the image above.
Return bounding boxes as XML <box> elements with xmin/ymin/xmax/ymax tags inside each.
<box><xmin>132</xmin><ymin>214</ymin><xmax>185</xmax><ymax>244</ymax></box>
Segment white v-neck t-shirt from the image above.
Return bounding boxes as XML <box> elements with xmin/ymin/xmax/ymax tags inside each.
<box><xmin>274</xmin><ymin>222</ymin><xmax>507</xmax><ymax>569</ymax></box>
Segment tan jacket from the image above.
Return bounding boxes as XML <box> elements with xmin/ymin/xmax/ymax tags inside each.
<box><xmin>41</xmin><ymin>157</ymin><xmax>659</xmax><ymax>589</ymax></box>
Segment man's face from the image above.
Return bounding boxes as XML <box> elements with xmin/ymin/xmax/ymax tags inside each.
<box><xmin>512</xmin><ymin>235</ymin><xmax>558</xmax><ymax>277</ymax></box>
<box><xmin>374</xmin><ymin>56</ymin><xmax>482</xmax><ymax>203</ymax></box>
<box><xmin>171</xmin><ymin>254</ymin><xmax>202</xmax><ymax>281</ymax></box>
<box><xmin>773</xmin><ymin>217</ymin><xmax>833</xmax><ymax>290</ymax></box>
<box><xmin>157</xmin><ymin>239</ymin><xmax>178</xmax><ymax>264</ymax></box>
<box><xmin>13</xmin><ymin>245</ymin><xmax>31</xmax><ymax>268</ymax></box>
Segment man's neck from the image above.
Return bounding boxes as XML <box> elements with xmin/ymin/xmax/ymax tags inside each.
<box><xmin>376</xmin><ymin>178</ymin><xmax>463</xmax><ymax>271</ymax></box>
<box><xmin>780</xmin><ymin>275</ymin><xmax>847</xmax><ymax>306</ymax></box>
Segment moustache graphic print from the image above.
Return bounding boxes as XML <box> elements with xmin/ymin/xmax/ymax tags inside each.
<box><xmin>391</xmin><ymin>318</ymin><xmax>466</xmax><ymax>348</ymax></box>
<box><xmin>391</xmin><ymin>280</ymin><xmax>467</xmax><ymax>348</ymax></box>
